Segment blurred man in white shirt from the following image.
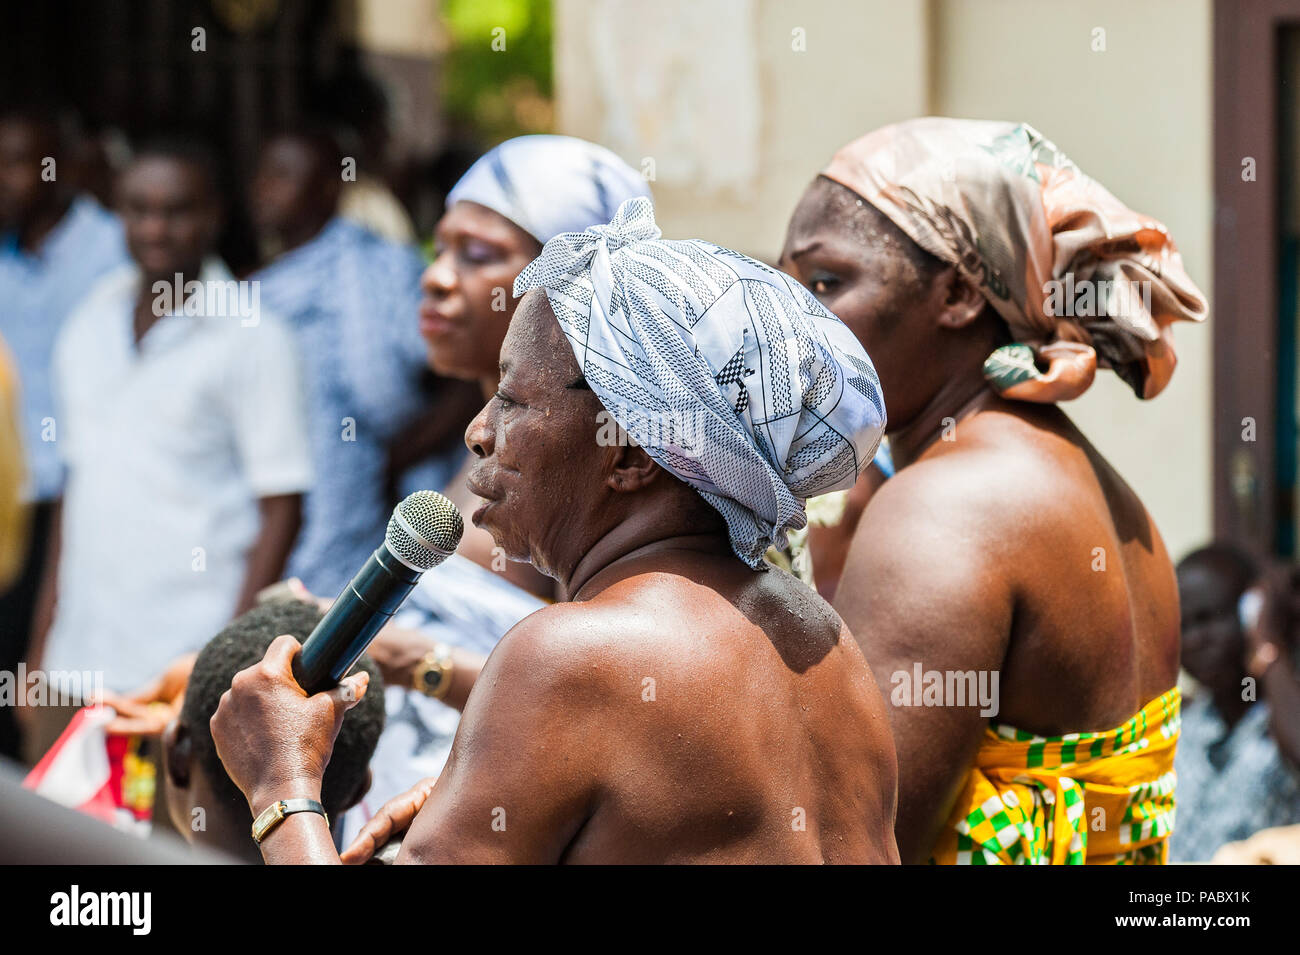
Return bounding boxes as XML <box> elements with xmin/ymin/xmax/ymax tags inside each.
<box><xmin>26</xmin><ymin>141</ymin><xmax>312</xmax><ymax>754</ymax></box>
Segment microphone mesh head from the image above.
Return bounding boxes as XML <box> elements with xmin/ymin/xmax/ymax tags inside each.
<box><xmin>385</xmin><ymin>490</ymin><xmax>464</xmax><ymax>571</ymax></box>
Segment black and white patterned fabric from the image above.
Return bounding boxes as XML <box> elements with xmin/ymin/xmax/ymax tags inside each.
<box><xmin>514</xmin><ymin>197</ymin><xmax>887</xmax><ymax>567</ymax></box>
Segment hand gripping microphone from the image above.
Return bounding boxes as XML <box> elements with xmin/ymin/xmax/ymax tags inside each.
<box><xmin>295</xmin><ymin>490</ymin><xmax>464</xmax><ymax>694</ymax></box>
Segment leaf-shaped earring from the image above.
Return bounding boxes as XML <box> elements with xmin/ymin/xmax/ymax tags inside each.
<box><xmin>982</xmin><ymin>342</ymin><xmax>1041</xmax><ymax>392</ymax></box>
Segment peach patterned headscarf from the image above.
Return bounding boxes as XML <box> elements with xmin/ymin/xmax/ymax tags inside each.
<box><xmin>822</xmin><ymin>117</ymin><xmax>1207</xmax><ymax>401</ymax></box>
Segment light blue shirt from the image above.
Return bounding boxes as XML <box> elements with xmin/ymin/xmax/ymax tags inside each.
<box><xmin>0</xmin><ymin>197</ymin><xmax>128</xmax><ymax>501</ymax></box>
<box><xmin>254</xmin><ymin>218</ymin><xmax>456</xmax><ymax>597</ymax></box>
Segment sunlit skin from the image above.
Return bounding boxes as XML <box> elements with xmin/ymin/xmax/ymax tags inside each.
<box><xmin>210</xmin><ymin>291</ymin><xmax>901</xmax><ymax>864</ymax></box>
<box><xmin>780</xmin><ymin>175</ymin><xmax>1180</xmax><ymax>863</ymax></box>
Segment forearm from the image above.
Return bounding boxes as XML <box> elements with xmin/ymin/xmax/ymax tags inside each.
<box><xmin>251</xmin><ymin>784</ymin><xmax>342</xmax><ymax>865</ymax></box>
<box><xmin>234</xmin><ymin>494</ymin><xmax>302</xmax><ymax>615</ymax></box>
<box><xmin>370</xmin><ymin>625</ymin><xmax>486</xmax><ymax>712</ymax></box>
<box><xmin>896</xmin><ymin>760</ymin><xmax>971</xmax><ymax>865</ymax></box>
<box><xmin>884</xmin><ymin>689</ymin><xmax>991</xmax><ymax>863</ymax></box>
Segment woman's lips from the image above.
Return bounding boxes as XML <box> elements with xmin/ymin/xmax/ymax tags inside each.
<box><xmin>418</xmin><ymin>306</ymin><xmax>458</xmax><ymax>338</ymax></box>
<box><xmin>466</xmin><ymin>481</ymin><xmax>494</xmax><ymax>500</ymax></box>
<box><xmin>465</xmin><ymin>478</ymin><xmax>496</xmax><ymax>525</ymax></box>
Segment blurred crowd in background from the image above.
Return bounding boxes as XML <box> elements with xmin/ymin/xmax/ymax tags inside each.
<box><xmin>0</xmin><ymin>0</ymin><xmax>1298</xmax><ymax>865</ymax></box>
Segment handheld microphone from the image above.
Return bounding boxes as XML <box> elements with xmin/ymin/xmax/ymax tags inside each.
<box><xmin>295</xmin><ymin>490</ymin><xmax>464</xmax><ymax>694</ymax></box>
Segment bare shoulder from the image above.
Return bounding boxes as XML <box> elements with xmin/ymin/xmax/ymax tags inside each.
<box><xmin>472</xmin><ymin>580</ymin><xmax>710</xmax><ymax>707</ymax></box>
<box><xmin>837</xmin><ymin>430</ymin><xmax>1024</xmax><ymax>661</ymax></box>
<box><xmin>474</xmin><ymin>601</ymin><xmax>631</xmax><ymax>705</ymax></box>
<box><xmin>481</xmin><ymin>566</ymin><xmax>853</xmax><ymax>712</ymax></box>
<box><xmin>849</xmin><ymin>444</ymin><xmax>1012</xmax><ymax>572</ymax></box>
<box><xmin>859</xmin><ymin>407</ymin><xmax>1114</xmax><ymax>563</ymax></box>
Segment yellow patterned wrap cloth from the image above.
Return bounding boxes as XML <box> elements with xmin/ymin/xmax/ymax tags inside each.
<box><xmin>931</xmin><ymin>689</ymin><xmax>1180</xmax><ymax>865</ymax></box>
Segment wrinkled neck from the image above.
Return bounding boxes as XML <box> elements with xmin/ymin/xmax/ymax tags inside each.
<box><xmin>559</xmin><ymin>516</ymin><xmax>734</xmax><ymax>602</ymax></box>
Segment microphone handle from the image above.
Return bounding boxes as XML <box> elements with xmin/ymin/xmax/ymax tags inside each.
<box><xmin>295</xmin><ymin>544</ymin><xmax>423</xmax><ymax>694</ymax></box>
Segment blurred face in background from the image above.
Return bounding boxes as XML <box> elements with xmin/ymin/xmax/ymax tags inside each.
<box><xmin>0</xmin><ymin>117</ymin><xmax>58</xmax><ymax>230</ymax></box>
<box><xmin>1177</xmin><ymin>560</ymin><xmax>1248</xmax><ymax>687</ymax></box>
<box><xmin>419</xmin><ymin>200</ymin><xmax>542</xmax><ymax>384</ymax></box>
<box><xmin>117</xmin><ymin>156</ymin><xmax>220</xmax><ymax>283</ymax></box>
<box><xmin>250</xmin><ymin>134</ymin><xmax>338</xmax><ymax>241</ymax></box>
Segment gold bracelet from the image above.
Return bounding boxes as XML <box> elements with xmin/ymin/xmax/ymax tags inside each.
<box><xmin>412</xmin><ymin>643</ymin><xmax>455</xmax><ymax>700</ymax></box>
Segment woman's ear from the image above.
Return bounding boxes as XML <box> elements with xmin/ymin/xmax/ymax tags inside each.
<box><xmin>936</xmin><ymin>268</ymin><xmax>987</xmax><ymax>331</ymax></box>
<box><xmin>607</xmin><ymin>441</ymin><xmax>660</xmax><ymax>493</ymax></box>
<box><xmin>162</xmin><ymin>718</ymin><xmax>191</xmax><ymax>790</ymax></box>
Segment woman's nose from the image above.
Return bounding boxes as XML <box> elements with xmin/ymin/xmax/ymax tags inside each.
<box><xmin>421</xmin><ymin>251</ymin><xmax>457</xmax><ymax>297</ymax></box>
<box><xmin>465</xmin><ymin>402</ymin><xmax>493</xmax><ymax>458</ymax></box>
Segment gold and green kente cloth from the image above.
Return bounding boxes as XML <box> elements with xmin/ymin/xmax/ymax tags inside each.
<box><xmin>931</xmin><ymin>688</ymin><xmax>1180</xmax><ymax>865</ymax></box>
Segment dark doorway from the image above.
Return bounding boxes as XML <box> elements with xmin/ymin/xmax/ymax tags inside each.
<box><xmin>1214</xmin><ymin>0</ymin><xmax>1300</xmax><ymax>557</ymax></box>
<box><xmin>0</xmin><ymin>0</ymin><xmax>346</xmax><ymax>273</ymax></box>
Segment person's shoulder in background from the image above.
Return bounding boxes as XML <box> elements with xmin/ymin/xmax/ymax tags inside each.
<box><xmin>336</xmin><ymin>216</ymin><xmax>424</xmax><ymax>279</ymax></box>
<box><xmin>72</xmin><ymin>193</ymin><xmax>127</xmax><ymax>255</ymax></box>
<box><xmin>338</xmin><ymin>176</ymin><xmax>416</xmax><ymax>246</ymax></box>
<box><xmin>55</xmin><ymin>261</ymin><xmax>138</xmax><ymax>354</ymax></box>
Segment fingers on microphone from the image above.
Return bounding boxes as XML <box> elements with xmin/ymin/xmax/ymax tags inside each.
<box><xmin>328</xmin><ymin>671</ymin><xmax>370</xmax><ymax>712</ymax></box>
<box><xmin>264</xmin><ymin>633</ymin><xmax>304</xmax><ymax>674</ymax></box>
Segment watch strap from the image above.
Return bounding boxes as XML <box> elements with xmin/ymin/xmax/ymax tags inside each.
<box><xmin>251</xmin><ymin>797</ymin><xmax>329</xmax><ymax>844</ymax></box>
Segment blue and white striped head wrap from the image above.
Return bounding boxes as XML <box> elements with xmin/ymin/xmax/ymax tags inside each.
<box><xmin>447</xmin><ymin>135</ymin><xmax>651</xmax><ymax>245</ymax></box>
<box><xmin>515</xmin><ymin>198</ymin><xmax>887</xmax><ymax>567</ymax></box>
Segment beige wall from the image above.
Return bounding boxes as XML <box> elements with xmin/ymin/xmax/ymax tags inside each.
<box><xmin>555</xmin><ymin>0</ymin><xmax>930</xmax><ymax>256</ymax></box>
<box><xmin>931</xmin><ymin>0</ymin><xmax>1212</xmax><ymax>562</ymax></box>
<box><xmin>344</xmin><ymin>0</ymin><xmax>446</xmax><ymax>156</ymax></box>
<box><xmin>346</xmin><ymin>0</ymin><xmax>444</xmax><ymax>57</ymax></box>
<box><xmin>554</xmin><ymin>0</ymin><xmax>1214</xmax><ymax>561</ymax></box>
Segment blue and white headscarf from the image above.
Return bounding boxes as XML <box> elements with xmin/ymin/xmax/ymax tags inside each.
<box><xmin>515</xmin><ymin>198</ymin><xmax>887</xmax><ymax>567</ymax></box>
<box><xmin>447</xmin><ymin>135</ymin><xmax>651</xmax><ymax>245</ymax></box>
